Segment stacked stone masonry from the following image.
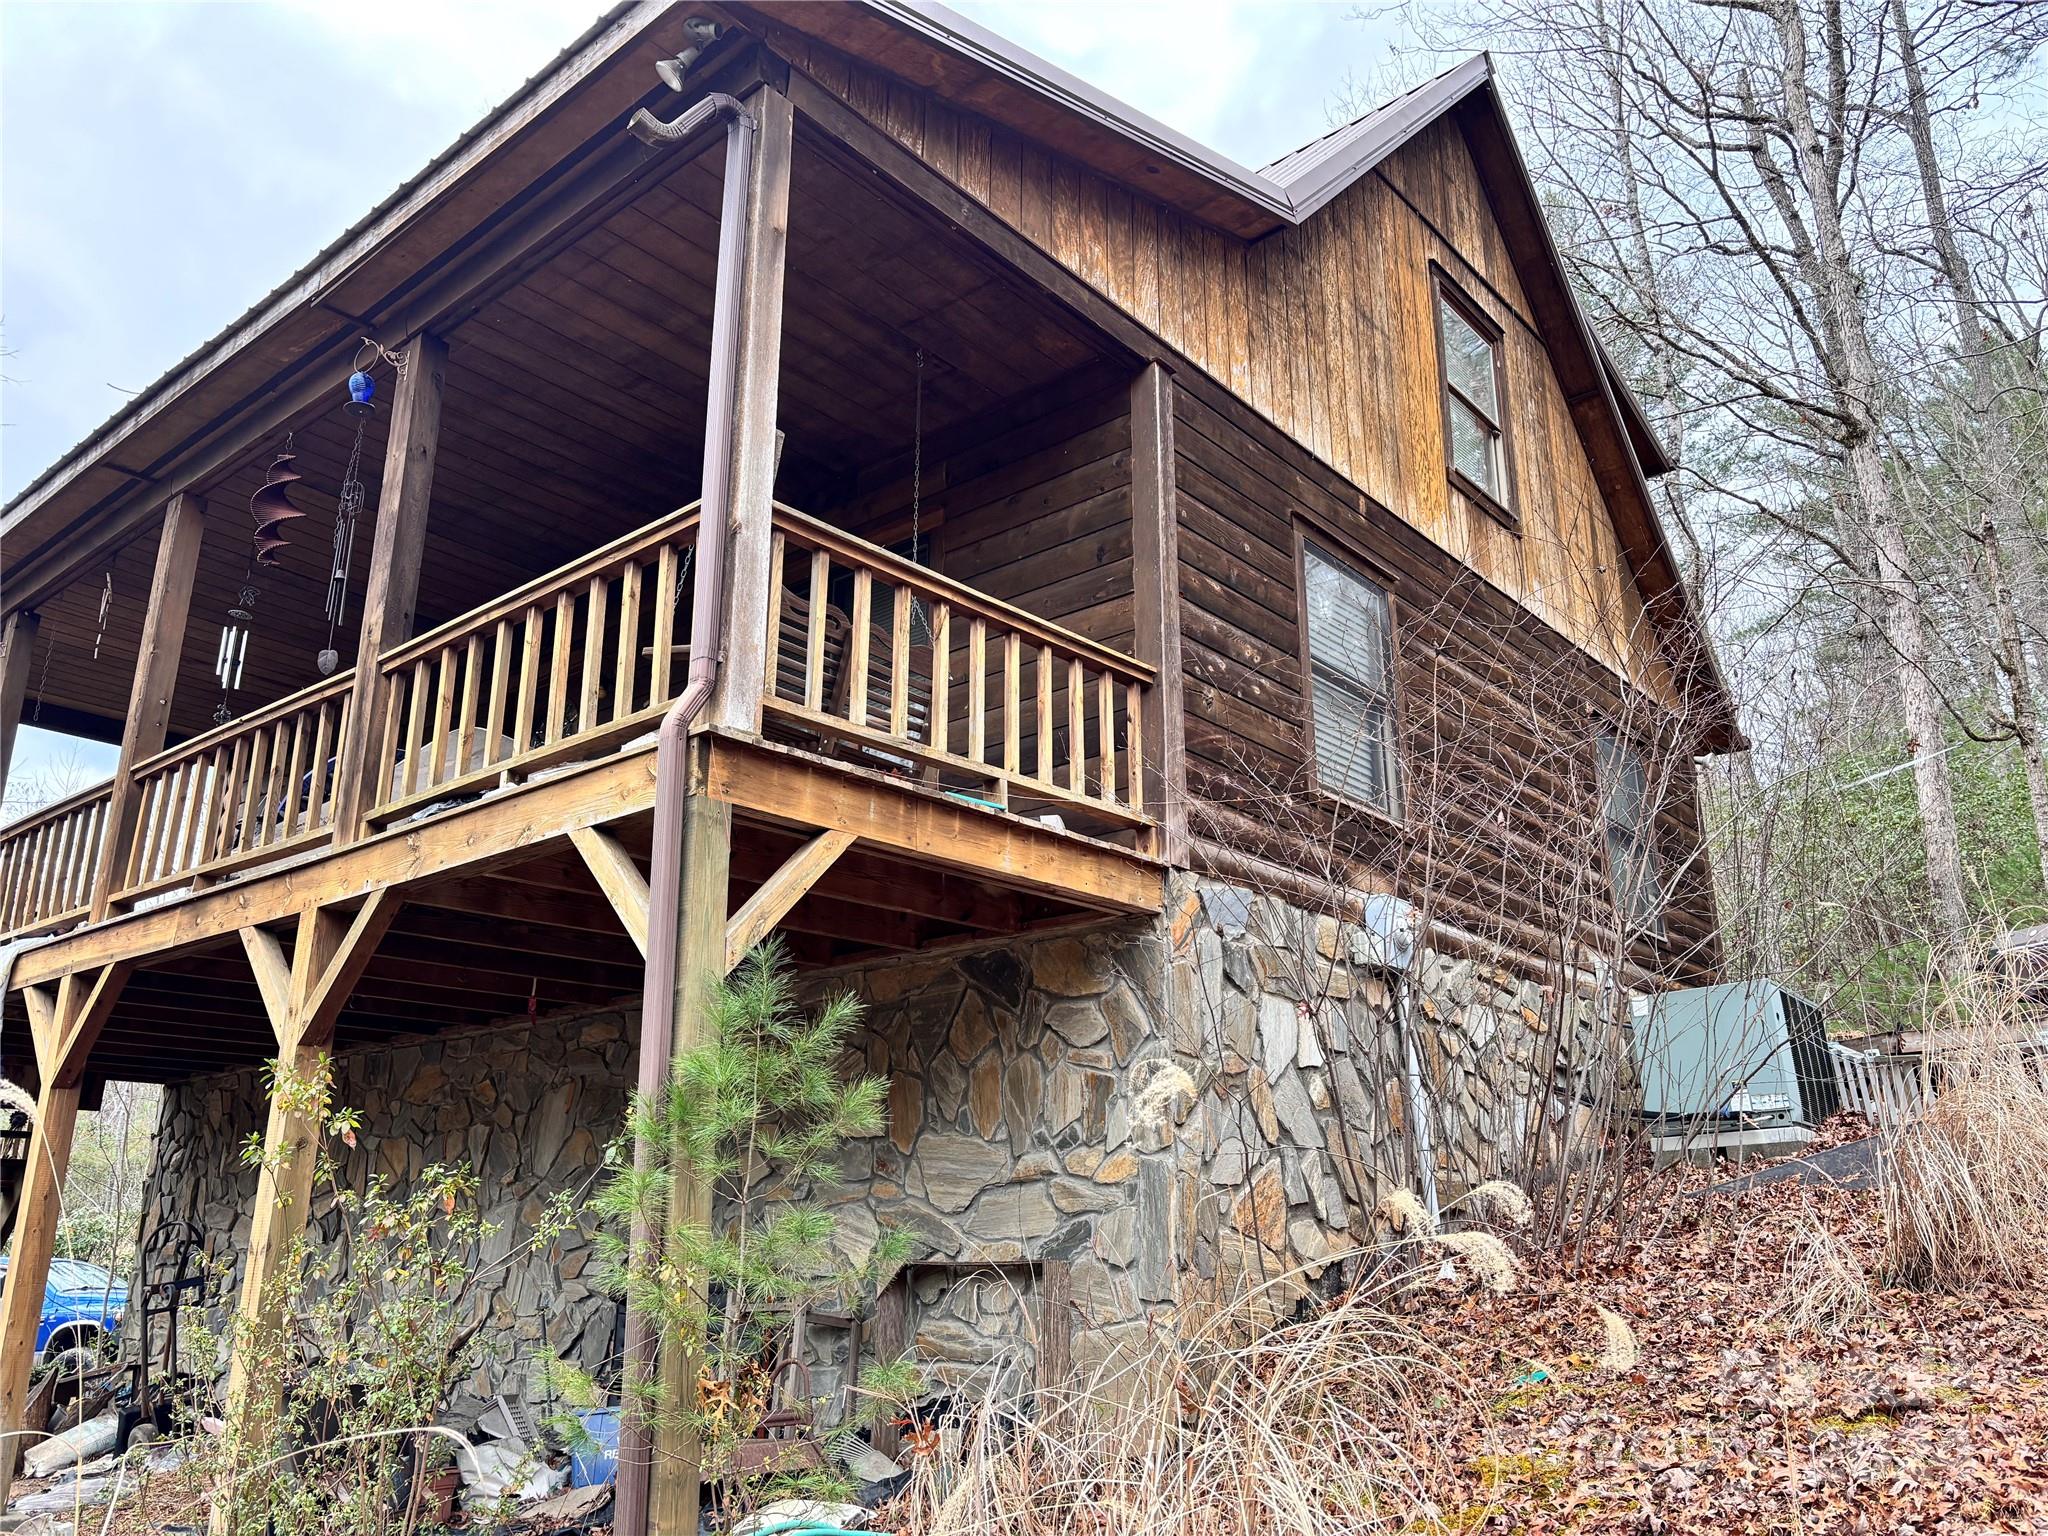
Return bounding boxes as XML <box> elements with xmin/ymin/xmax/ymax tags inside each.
<box><xmin>132</xmin><ymin>873</ymin><xmax>1612</xmax><ymax>1415</ymax></box>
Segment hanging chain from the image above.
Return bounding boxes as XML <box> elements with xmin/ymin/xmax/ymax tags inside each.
<box><xmin>29</xmin><ymin>622</ymin><xmax>54</xmax><ymax>723</ymax></box>
<box><xmin>910</xmin><ymin>347</ymin><xmax>924</xmax><ymax>568</ymax></box>
<box><xmin>908</xmin><ymin>348</ymin><xmax>929</xmax><ymax>644</ymax></box>
<box><xmin>93</xmin><ymin>573</ymin><xmax>113</xmax><ymax>660</ymax></box>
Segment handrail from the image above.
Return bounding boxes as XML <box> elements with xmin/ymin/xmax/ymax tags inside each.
<box><xmin>379</xmin><ymin>502</ymin><xmax>704</xmax><ymax>674</ymax></box>
<box><xmin>0</xmin><ymin>777</ymin><xmax>115</xmax><ymax>839</ymax></box>
<box><xmin>772</xmin><ymin>506</ymin><xmax>1154</xmax><ymax>682</ymax></box>
<box><xmin>129</xmin><ymin>671</ymin><xmax>357</xmax><ymax>779</ymax></box>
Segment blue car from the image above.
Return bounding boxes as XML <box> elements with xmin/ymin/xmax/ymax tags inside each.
<box><xmin>0</xmin><ymin>1256</ymin><xmax>127</xmax><ymax>1363</ymax></box>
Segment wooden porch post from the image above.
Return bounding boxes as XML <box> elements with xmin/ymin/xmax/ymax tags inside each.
<box><xmin>650</xmin><ymin>758</ymin><xmax>733</xmax><ymax>1536</ymax></box>
<box><xmin>707</xmin><ymin>86</ymin><xmax>796</xmax><ymax>734</ymax></box>
<box><xmin>214</xmin><ymin>895</ymin><xmax>397</xmax><ymax>1530</ymax></box>
<box><xmin>0</xmin><ymin>964</ymin><xmax>131</xmax><ymax>1500</ymax></box>
<box><xmin>1130</xmin><ymin>363</ymin><xmax>1188</xmax><ymax>863</ymax></box>
<box><xmin>331</xmin><ymin>333</ymin><xmax>448</xmax><ymax>843</ymax></box>
<box><xmin>89</xmin><ymin>494</ymin><xmax>207</xmax><ymax>920</ymax></box>
<box><xmin>0</xmin><ymin>608</ymin><xmax>41</xmax><ymax>800</ymax></box>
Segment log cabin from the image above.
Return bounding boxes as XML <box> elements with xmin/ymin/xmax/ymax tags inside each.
<box><xmin>0</xmin><ymin>1</ymin><xmax>1740</xmax><ymax>1518</ymax></box>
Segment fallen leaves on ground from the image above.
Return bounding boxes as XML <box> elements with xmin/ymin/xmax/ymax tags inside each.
<box><xmin>1395</xmin><ymin>1138</ymin><xmax>2048</xmax><ymax>1534</ymax></box>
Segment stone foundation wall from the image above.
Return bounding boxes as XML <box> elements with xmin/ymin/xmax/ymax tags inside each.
<box><xmin>1160</xmin><ymin>877</ymin><xmax>1613</xmax><ymax>1310</ymax></box>
<box><xmin>134</xmin><ymin>876</ymin><xmax>1609</xmax><ymax>1414</ymax></box>
<box><xmin>136</xmin><ymin>1010</ymin><xmax>634</xmax><ymax>1417</ymax></box>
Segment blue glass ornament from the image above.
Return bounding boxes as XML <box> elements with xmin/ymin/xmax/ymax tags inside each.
<box><xmin>345</xmin><ymin>369</ymin><xmax>376</xmax><ymax>417</ymax></box>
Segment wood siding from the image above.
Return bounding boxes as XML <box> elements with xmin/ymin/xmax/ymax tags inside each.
<box><xmin>775</xmin><ymin>42</ymin><xmax>1678</xmax><ymax>710</ymax></box>
<box><xmin>1173</xmin><ymin>375</ymin><xmax>1718</xmax><ymax>985</ymax></box>
<box><xmin>826</xmin><ymin>379</ymin><xmax>1134</xmax><ymax>652</ymax></box>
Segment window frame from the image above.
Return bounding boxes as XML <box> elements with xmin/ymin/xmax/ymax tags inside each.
<box><xmin>1431</xmin><ymin>265</ymin><xmax>1519</xmax><ymax>530</ymax></box>
<box><xmin>1596</xmin><ymin>730</ymin><xmax>1668</xmax><ymax>942</ymax></box>
<box><xmin>1294</xmin><ymin>521</ymin><xmax>1404</xmax><ymax>823</ymax></box>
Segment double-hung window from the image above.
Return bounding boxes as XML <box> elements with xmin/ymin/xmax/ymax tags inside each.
<box><xmin>1434</xmin><ymin>272</ymin><xmax>1513</xmax><ymax>522</ymax></box>
<box><xmin>1597</xmin><ymin>733</ymin><xmax>1666</xmax><ymax>936</ymax></box>
<box><xmin>1302</xmin><ymin>539</ymin><xmax>1400</xmax><ymax>817</ymax></box>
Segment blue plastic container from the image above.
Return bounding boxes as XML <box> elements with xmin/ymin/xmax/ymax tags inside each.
<box><xmin>570</xmin><ymin>1408</ymin><xmax>620</xmax><ymax>1487</ymax></box>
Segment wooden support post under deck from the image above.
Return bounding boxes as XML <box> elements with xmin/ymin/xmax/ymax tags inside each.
<box><xmin>89</xmin><ymin>494</ymin><xmax>206</xmax><ymax>919</ymax></box>
<box><xmin>332</xmin><ymin>333</ymin><xmax>448</xmax><ymax>844</ymax></box>
<box><xmin>1130</xmin><ymin>363</ymin><xmax>1187</xmax><ymax>863</ymax></box>
<box><xmin>707</xmin><ymin>87</ymin><xmax>795</xmax><ymax>735</ymax></box>
<box><xmin>214</xmin><ymin>895</ymin><xmax>398</xmax><ymax>1530</ymax></box>
<box><xmin>649</xmin><ymin>778</ymin><xmax>734</xmax><ymax>1536</ymax></box>
<box><xmin>0</xmin><ymin>963</ymin><xmax>130</xmax><ymax>1500</ymax></box>
<box><xmin>0</xmin><ymin>608</ymin><xmax>41</xmax><ymax>800</ymax></box>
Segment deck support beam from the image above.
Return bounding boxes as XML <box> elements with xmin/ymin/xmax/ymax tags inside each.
<box><xmin>569</xmin><ymin>826</ymin><xmax>652</xmax><ymax>956</ymax></box>
<box><xmin>0</xmin><ymin>962</ymin><xmax>131</xmax><ymax>1502</ymax></box>
<box><xmin>89</xmin><ymin>493</ymin><xmax>206</xmax><ymax>920</ymax></box>
<box><xmin>332</xmin><ymin>332</ymin><xmax>448</xmax><ymax>844</ymax></box>
<box><xmin>0</xmin><ymin>608</ymin><xmax>41</xmax><ymax>800</ymax></box>
<box><xmin>215</xmin><ymin>894</ymin><xmax>399</xmax><ymax>1528</ymax></box>
<box><xmin>724</xmin><ymin>827</ymin><xmax>856</xmax><ymax>970</ymax></box>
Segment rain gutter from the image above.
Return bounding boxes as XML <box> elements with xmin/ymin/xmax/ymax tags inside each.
<box><xmin>613</xmin><ymin>85</ymin><xmax>755</xmax><ymax>1536</ymax></box>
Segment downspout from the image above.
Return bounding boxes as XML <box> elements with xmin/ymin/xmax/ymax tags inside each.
<box><xmin>615</xmin><ymin>88</ymin><xmax>754</xmax><ymax>1536</ymax></box>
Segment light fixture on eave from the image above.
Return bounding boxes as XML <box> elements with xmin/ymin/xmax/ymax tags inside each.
<box><xmin>654</xmin><ymin>16</ymin><xmax>725</xmax><ymax>92</ymax></box>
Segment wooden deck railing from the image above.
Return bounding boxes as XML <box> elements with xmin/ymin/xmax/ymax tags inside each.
<box><xmin>366</xmin><ymin>503</ymin><xmax>702</xmax><ymax>825</ymax></box>
<box><xmin>0</xmin><ymin>497</ymin><xmax>1156</xmax><ymax>938</ymax></box>
<box><xmin>118</xmin><ymin>674</ymin><xmax>356</xmax><ymax>901</ymax></box>
<box><xmin>762</xmin><ymin>507</ymin><xmax>1153</xmax><ymax>838</ymax></box>
<box><xmin>0</xmin><ymin>782</ymin><xmax>112</xmax><ymax>933</ymax></box>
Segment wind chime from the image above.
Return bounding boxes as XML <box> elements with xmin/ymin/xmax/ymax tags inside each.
<box><xmin>92</xmin><ymin>573</ymin><xmax>113</xmax><ymax>660</ymax></box>
<box><xmin>218</xmin><ymin>440</ymin><xmax>305</xmax><ymax>723</ymax></box>
<box><xmin>317</xmin><ymin>355</ymin><xmax>382</xmax><ymax>675</ymax></box>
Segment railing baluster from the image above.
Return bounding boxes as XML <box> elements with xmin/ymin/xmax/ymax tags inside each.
<box><xmin>889</xmin><ymin>580</ymin><xmax>913</xmax><ymax>738</ymax></box>
<box><xmin>1067</xmin><ymin>658</ymin><xmax>1086</xmax><ymax>795</ymax></box>
<box><xmin>1125</xmin><ymin>679</ymin><xmax>1145</xmax><ymax>814</ymax></box>
<box><xmin>967</xmin><ymin>618</ymin><xmax>987</xmax><ymax>763</ymax></box>
<box><xmin>484</xmin><ymin>620</ymin><xmax>512</xmax><ymax>771</ymax></box>
<box><xmin>765</xmin><ymin>531</ymin><xmax>789</xmax><ymax>701</ymax></box>
<box><xmin>515</xmin><ymin>604</ymin><xmax>543</xmax><ymax>757</ymax></box>
<box><xmin>805</xmin><ymin>549</ymin><xmax>829</xmax><ymax>710</ymax></box>
<box><xmin>1003</xmin><ymin>634</ymin><xmax>1022</xmax><ymax>779</ymax></box>
<box><xmin>1096</xmin><ymin>671</ymin><xmax>1116</xmax><ymax>805</ymax></box>
<box><xmin>847</xmin><ymin>570</ymin><xmax>873</xmax><ymax>728</ymax></box>
<box><xmin>430</xmin><ymin>646</ymin><xmax>458</xmax><ymax>788</ymax></box>
<box><xmin>1037</xmin><ymin>644</ymin><xmax>1054</xmax><ymax>783</ymax></box>
<box><xmin>309</xmin><ymin>699</ymin><xmax>338</xmax><ymax>831</ymax></box>
<box><xmin>615</xmin><ymin>558</ymin><xmax>644</xmax><ymax>719</ymax></box>
<box><xmin>580</xmin><ymin>573</ymin><xmax>607</xmax><ymax>733</ymax></box>
<box><xmin>653</xmin><ymin>543</ymin><xmax>678</xmax><ymax>705</ymax></box>
<box><xmin>547</xmin><ymin>592</ymin><xmax>574</xmax><ymax>745</ymax></box>
<box><xmin>929</xmin><ymin>601</ymin><xmax>951</xmax><ymax>755</ymax></box>
<box><xmin>280</xmin><ymin>713</ymin><xmax>309</xmax><ymax>840</ymax></box>
<box><xmin>457</xmin><ymin>634</ymin><xmax>482</xmax><ymax>781</ymax></box>
<box><xmin>404</xmin><ymin>660</ymin><xmax>431</xmax><ymax>797</ymax></box>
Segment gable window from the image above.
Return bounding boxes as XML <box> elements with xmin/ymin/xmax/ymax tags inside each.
<box><xmin>1302</xmin><ymin>539</ymin><xmax>1400</xmax><ymax>816</ymax></box>
<box><xmin>1433</xmin><ymin>272</ymin><xmax>1513</xmax><ymax>522</ymax></box>
<box><xmin>1597</xmin><ymin>733</ymin><xmax>1666</xmax><ymax>936</ymax></box>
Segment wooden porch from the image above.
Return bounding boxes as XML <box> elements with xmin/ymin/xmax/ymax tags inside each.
<box><xmin>0</xmin><ymin>497</ymin><xmax>1161</xmax><ymax>1077</ymax></box>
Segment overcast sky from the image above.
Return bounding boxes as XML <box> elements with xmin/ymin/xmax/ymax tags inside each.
<box><xmin>0</xmin><ymin>0</ymin><xmax>1403</xmax><ymax>796</ymax></box>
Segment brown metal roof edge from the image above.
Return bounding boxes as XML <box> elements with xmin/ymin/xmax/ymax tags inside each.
<box><xmin>0</xmin><ymin>1</ymin><xmax>653</xmax><ymax>534</ymax></box>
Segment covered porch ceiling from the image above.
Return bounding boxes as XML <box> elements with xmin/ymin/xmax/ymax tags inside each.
<box><xmin>20</xmin><ymin>122</ymin><xmax>1121</xmax><ymax>746</ymax></box>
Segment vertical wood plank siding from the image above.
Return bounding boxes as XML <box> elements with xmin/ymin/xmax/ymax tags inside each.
<box><xmin>783</xmin><ymin>45</ymin><xmax>1676</xmax><ymax>708</ymax></box>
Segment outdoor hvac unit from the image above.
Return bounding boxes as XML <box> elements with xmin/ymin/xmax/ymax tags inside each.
<box><xmin>1629</xmin><ymin>981</ymin><xmax>1838</xmax><ymax>1150</ymax></box>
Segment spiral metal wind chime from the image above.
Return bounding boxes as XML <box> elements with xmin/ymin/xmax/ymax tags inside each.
<box><xmin>216</xmin><ymin>441</ymin><xmax>305</xmax><ymax>723</ymax></box>
<box><xmin>213</xmin><ymin>342</ymin><xmax>394</xmax><ymax>722</ymax></box>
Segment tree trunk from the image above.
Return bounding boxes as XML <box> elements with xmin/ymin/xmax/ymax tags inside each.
<box><xmin>1772</xmin><ymin>0</ymin><xmax>1971</xmax><ymax>951</ymax></box>
<box><xmin>1892</xmin><ymin>0</ymin><xmax>2048</xmax><ymax>888</ymax></box>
